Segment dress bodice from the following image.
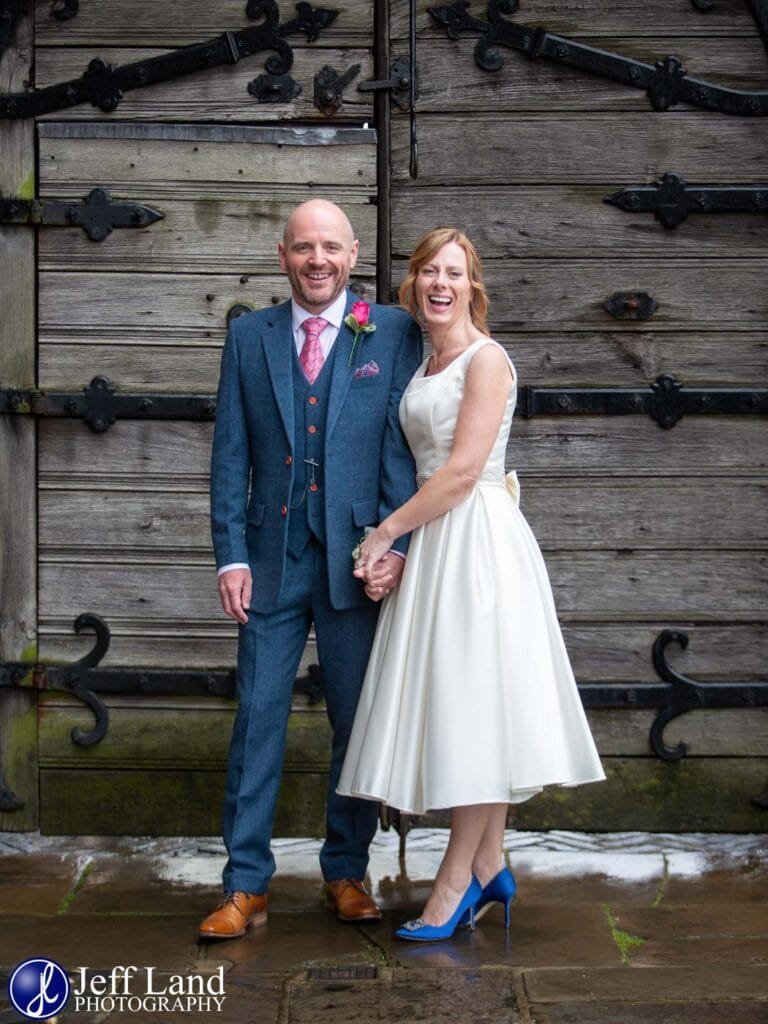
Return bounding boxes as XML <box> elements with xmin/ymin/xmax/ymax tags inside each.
<box><xmin>400</xmin><ymin>339</ymin><xmax>517</xmax><ymax>487</ymax></box>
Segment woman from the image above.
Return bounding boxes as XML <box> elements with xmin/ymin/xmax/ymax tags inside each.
<box><xmin>337</xmin><ymin>228</ymin><xmax>605</xmax><ymax>941</ymax></box>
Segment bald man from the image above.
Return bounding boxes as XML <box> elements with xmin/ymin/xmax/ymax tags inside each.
<box><xmin>201</xmin><ymin>201</ymin><xmax>423</xmax><ymax>939</ymax></box>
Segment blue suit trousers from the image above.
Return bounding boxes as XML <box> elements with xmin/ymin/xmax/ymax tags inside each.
<box><xmin>221</xmin><ymin>538</ymin><xmax>381</xmax><ymax>894</ymax></box>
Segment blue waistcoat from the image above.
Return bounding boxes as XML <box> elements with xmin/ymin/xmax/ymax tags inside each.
<box><xmin>286</xmin><ymin>341</ymin><xmax>338</xmax><ymax>558</ymax></box>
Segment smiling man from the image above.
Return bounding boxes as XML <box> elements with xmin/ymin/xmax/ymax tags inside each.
<box><xmin>201</xmin><ymin>200</ymin><xmax>423</xmax><ymax>940</ymax></box>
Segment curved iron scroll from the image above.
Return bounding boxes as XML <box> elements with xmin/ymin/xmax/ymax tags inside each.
<box><xmin>0</xmin><ymin>1</ymin><xmax>338</xmax><ymax>120</ymax></box>
<box><xmin>427</xmin><ymin>0</ymin><xmax>768</xmax><ymax>116</ymax></box>
<box><xmin>649</xmin><ymin>629</ymin><xmax>768</xmax><ymax>761</ymax></box>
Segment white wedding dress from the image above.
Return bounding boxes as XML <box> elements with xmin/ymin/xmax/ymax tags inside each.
<box><xmin>337</xmin><ymin>339</ymin><xmax>605</xmax><ymax>815</ymax></box>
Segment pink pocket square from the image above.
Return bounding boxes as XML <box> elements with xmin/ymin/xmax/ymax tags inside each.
<box><xmin>353</xmin><ymin>360</ymin><xmax>380</xmax><ymax>379</ymax></box>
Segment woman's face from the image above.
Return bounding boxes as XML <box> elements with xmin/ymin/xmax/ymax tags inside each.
<box><xmin>414</xmin><ymin>240</ymin><xmax>473</xmax><ymax>331</ymax></box>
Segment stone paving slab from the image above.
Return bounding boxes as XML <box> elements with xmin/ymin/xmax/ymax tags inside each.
<box><xmin>0</xmin><ymin>914</ymin><xmax>200</xmax><ymax>971</ymax></box>
<box><xmin>523</xmin><ymin>965</ymin><xmax>768</xmax><ymax>1003</ymax></box>
<box><xmin>197</xmin><ymin>910</ymin><xmax>376</xmax><ymax>975</ymax></box>
<box><xmin>611</xmin><ymin>903</ymin><xmax>768</xmax><ymax>968</ymax></box>
<box><xmin>364</xmin><ymin>903</ymin><xmax>621</xmax><ymax>970</ymax></box>
<box><xmin>0</xmin><ymin>852</ymin><xmax>84</xmax><ymax>915</ymax></box>
<box><xmin>531</xmin><ymin>1003</ymin><xmax>768</xmax><ymax>1024</ymax></box>
<box><xmin>286</xmin><ymin>966</ymin><xmax>522</xmax><ymax>1023</ymax></box>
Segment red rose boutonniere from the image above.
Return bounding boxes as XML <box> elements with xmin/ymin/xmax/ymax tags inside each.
<box><xmin>345</xmin><ymin>301</ymin><xmax>377</xmax><ymax>366</ymax></box>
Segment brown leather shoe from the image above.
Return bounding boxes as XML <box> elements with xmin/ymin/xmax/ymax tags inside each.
<box><xmin>198</xmin><ymin>891</ymin><xmax>267</xmax><ymax>940</ymax></box>
<box><xmin>325</xmin><ymin>879</ymin><xmax>382</xmax><ymax>922</ymax></box>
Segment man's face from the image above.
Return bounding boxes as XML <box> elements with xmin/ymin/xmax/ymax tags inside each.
<box><xmin>278</xmin><ymin>203</ymin><xmax>359</xmax><ymax>314</ymax></box>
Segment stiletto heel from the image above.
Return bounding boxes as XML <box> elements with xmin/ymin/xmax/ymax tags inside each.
<box><xmin>459</xmin><ymin>867</ymin><xmax>516</xmax><ymax>929</ymax></box>
<box><xmin>396</xmin><ymin>876</ymin><xmax>482</xmax><ymax>942</ymax></box>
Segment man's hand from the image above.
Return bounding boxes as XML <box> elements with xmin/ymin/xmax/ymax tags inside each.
<box><xmin>363</xmin><ymin>552</ymin><xmax>405</xmax><ymax>603</ymax></box>
<box><xmin>218</xmin><ymin>568</ymin><xmax>252</xmax><ymax>624</ymax></box>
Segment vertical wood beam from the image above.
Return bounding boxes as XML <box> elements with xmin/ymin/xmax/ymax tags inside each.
<box><xmin>374</xmin><ymin>0</ymin><xmax>392</xmax><ymax>304</ymax></box>
<box><xmin>0</xmin><ymin>0</ymin><xmax>39</xmax><ymax>830</ymax></box>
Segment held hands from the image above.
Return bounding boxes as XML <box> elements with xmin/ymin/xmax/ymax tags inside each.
<box><xmin>218</xmin><ymin>568</ymin><xmax>252</xmax><ymax>624</ymax></box>
<box><xmin>354</xmin><ymin>527</ymin><xmax>403</xmax><ymax>601</ymax></box>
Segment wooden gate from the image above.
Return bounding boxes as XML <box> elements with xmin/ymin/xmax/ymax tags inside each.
<box><xmin>1</xmin><ymin>0</ymin><xmax>766</xmax><ymax>835</ymax></box>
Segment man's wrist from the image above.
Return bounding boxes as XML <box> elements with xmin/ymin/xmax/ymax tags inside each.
<box><xmin>217</xmin><ymin>562</ymin><xmax>249</xmax><ymax>577</ymax></box>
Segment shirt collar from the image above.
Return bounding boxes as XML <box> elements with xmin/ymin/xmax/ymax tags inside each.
<box><xmin>291</xmin><ymin>290</ymin><xmax>348</xmax><ymax>333</ymax></box>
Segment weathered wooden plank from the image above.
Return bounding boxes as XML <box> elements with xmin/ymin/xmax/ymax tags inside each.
<box><xmin>39</xmin><ymin>128</ymin><xmax>377</xmax><ymax>191</ymax></box>
<box><xmin>38</xmin><ymin>343</ymin><xmax>224</xmax><ymax>391</ymax></box>
<box><xmin>39</xmin><ymin>421</ymin><xmax>215</xmax><ymax>489</ymax></box>
<box><xmin>35</xmin><ymin>46</ymin><xmax>374</xmax><ymax>122</ymax></box>
<box><xmin>391</xmin><ymin>186</ymin><xmax>768</xmax><ymax>259</ymax></box>
<box><xmin>396</xmin><ymin>257</ymin><xmax>768</xmax><ymax>331</ymax></box>
<box><xmin>35</xmin><ymin>701</ymin><xmax>768</xmax><ymax>766</ymax></box>
<box><xmin>38</xmin><ymin>333</ymin><xmax>768</xmax><ymax>391</ymax></box>
<box><xmin>511</xmin><ymin>417</ymin><xmax>768</xmax><ymax>476</ymax></box>
<box><xmin>392</xmin><ymin>114</ymin><xmax>767</xmax><ymax>184</ymax></box>
<box><xmin>38</xmin><ymin>758</ymin><xmax>768</xmax><ymax>835</ymax></box>
<box><xmin>391</xmin><ymin>0</ymin><xmax>767</xmax><ymax>38</ymax></box>
<box><xmin>401</xmin><ymin>38</ymin><xmax>768</xmax><ymax>112</ymax></box>
<box><xmin>520</xmin><ymin>478</ymin><xmax>768</xmax><ymax>549</ymax></box>
<box><xmin>0</xmin><ymin>0</ymin><xmax>38</xmax><ymax>832</ymax></box>
<box><xmin>37</xmin><ymin>416</ymin><xmax>768</xmax><ymax>489</ymax></box>
<box><xmin>37</xmin><ymin>703</ymin><xmax>333</xmax><ymax>770</ymax></box>
<box><xmin>37</xmin><ymin>551</ymin><xmax>767</xmax><ymax>624</ymax></box>
<box><xmin>36</xmin><ymin>622</ymin><xmax>768</xmax><ymax>683</ymax></box>
<box><xmin>513</xmin><ymin>756</ymin><xmax>768</xmax><ymax>833</ymax></box>
<box><xmin>38</xmin><ymin>259</ymin><xmax>768</xmax><ymax>343</ymax></box>
<box><xmin>39</xmin><ymin>768</ymin><xmax>327</xmax><ymax>836</ymax></box>
<box><xmin>34</xmin><ymin>0</ymin><xmax>373</xmax><ymax>45</ymax></box>
<box><xmin>38</xmin><ymin>272</ymin><xmax>376</xmax><ymax>354</ymax></box>
<box><xmin>38</xmin><ymin>197</ymin><xmax>378</xmax><ymax>274</ymax></box>
<box><xmin>496</xmin><ymin>333</ymin><xmax>768</xmax><ymax>387</ymax></box>
<box><xmin>37</xmin><ymin>479</ymin><xmax>768</xmax><ymax>556</ymax></box>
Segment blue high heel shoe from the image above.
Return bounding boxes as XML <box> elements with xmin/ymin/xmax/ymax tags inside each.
<box><xmin>459</xmin><ymin>867</ymin><xmax>516</xmax><ymax>929</ymax></box>
<box><xmin>396</xmin><ymin>876</ymin><xmax>483</xmax><ymax>942</ymax></box>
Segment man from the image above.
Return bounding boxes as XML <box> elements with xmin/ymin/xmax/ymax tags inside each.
<box><xmin>200</xmin><ymin>200</ymin><xmax>422</xmax><ymax>939</ymax></box>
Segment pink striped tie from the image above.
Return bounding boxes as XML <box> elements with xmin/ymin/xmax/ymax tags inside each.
<box><xmin>299</xmin><ymin>317</ymin><xmax>328</xmax><ymax>384</ymax></box>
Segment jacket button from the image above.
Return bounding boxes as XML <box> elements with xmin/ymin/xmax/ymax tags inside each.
<box><xmin>280</xmin><ymin>504</ymin><xmax>288</xmax><ymax>516</ymax></box>
<box><xmin>308</xmin><ymin>425</ymin><xmax>317</xmax><ymax>434</ymax></box>
<box><xmin>308</xmin><ymin>396</ymin><xmax>318</xmax><ymax>405</ymax></box>
<box><xmin>285</xmin><ymin>455</ymin><xmax>292</xmax><ymax>465</ymax></box>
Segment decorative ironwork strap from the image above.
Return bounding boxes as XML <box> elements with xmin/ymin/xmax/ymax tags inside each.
<box><xmin>0</xmin><ymin>0</ymin><xmax>24</xmax><ymax>58</ymax></box>
<box><xmin>0</xmin><ymin>189</ymin><xmax>163</xmax><ymax>241</ymax></box>
<box><xmin>3</xmin><ymin>621</ymin><xmax>766</xmax><ymax>814</ymax></box>
<box><xmin>427</xmin><ymin>0</ymin><xmax>768</xmax><ymax>116</ymax></box>
<box><xmin>2</xmin><ymin>375</ymin><xmax>766</xmax><ymax>432</ymax></box>
<box><xmin>520</xmin><ymin>376</ymin><xmax>768</xmax><ymax>430</ymax></box>
<box><xmin>0</xmin><ymin>1</ymin><xmax>338</xmax><ymax>119</ymax></box>
<box><xmin>606</xmin><ymin>172</ymin><xmax>768</xmax><ymax>229</ymax></box>
<box><xmin>0</xmin><ymin>615</ymin><xmax>324</xmax><ymax>758</ymax></box>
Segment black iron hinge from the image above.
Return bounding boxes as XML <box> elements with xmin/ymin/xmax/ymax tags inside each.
<box><xmin>428</xmin><ymin>0</ymin><xmax>768</xmax><ymax>116</ymax></box>
<box><xmin>2</xmin><ymin>375</ymin><xmax>766</xmax><ymax>432</ymax></box>
<box><xmin>0</xmin><ymin>1</ymin><xmax>339</xmax><ymax>119</ymax></box>
<box><xmin>0</xmin><ymin>189</ymin><xmax>163</xmax><ymax>241</ymax></box>
<box><xmin>606</xmin><ymin>172</ymin><xmax>768</xmax><ymax>229</ymax></box>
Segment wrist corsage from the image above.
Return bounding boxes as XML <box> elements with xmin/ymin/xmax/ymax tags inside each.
<box><xmin>345</xmin><ymin>301</ymin><xmax>377</xmax><ymax>366</ymax></box>
<box><xmin>352</xmin><ymin>526</ymin><xmax>375</xmax><ymax>562</ymax></box>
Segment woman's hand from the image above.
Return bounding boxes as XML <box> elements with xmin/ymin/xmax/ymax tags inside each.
<box><xmin>353</xmin><ymin>525</ymin><xmax>394</xmax><ymax>584</ymax></box>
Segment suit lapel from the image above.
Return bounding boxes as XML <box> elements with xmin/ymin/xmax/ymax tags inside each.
<box><xmin>327</xmin><ymin>291</ymin><xmax>356</xmax><ymax>439</ymax></box>
<box><xmin>262</xmin><ymin>302</ymin><xmax>295</xmax><ymax>445</ymax></box>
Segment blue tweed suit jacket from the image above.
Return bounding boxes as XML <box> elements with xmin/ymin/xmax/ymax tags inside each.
<box><xmin>210</xmin><ymin>290</ymin><xmax>423</xmax><ymax>612</ymax></box>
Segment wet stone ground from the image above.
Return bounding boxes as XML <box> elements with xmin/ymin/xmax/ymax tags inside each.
<box><xmin>0</xmin><ymin>830</ymin><xmax>766</xmax><ymax>1023</ymax></box>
